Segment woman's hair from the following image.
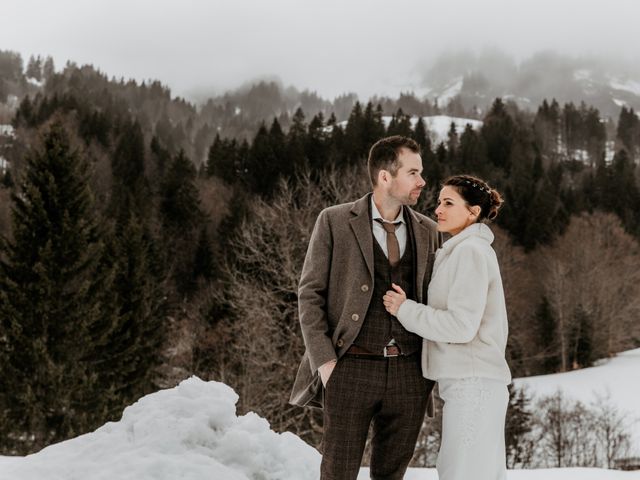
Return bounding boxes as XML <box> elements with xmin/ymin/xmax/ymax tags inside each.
<box><xmin>442</xmin><ymin>174</ymin><xmax>504</xmax><ymax>221</ymax></box>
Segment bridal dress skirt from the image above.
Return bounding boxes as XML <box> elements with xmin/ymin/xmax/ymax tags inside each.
<box><xmin>436</xmin><ymin>377</ymin><xmax>509</xmax><ymax>480</ymax></box>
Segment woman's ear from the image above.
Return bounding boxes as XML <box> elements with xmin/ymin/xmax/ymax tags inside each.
<box><xmin>469</xmin><ymin>205</ymin><xmax>481</xmax><ymax>218</ymax></box>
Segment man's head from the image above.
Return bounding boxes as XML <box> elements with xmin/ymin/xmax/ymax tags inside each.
<box><xmin>367</xmin><ymin>135</ymin><xmax>425</xmax><ymax>205</ymax></box>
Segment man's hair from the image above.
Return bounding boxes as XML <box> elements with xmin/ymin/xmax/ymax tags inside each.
<box><xmin>367</xmin><ymin>135</ymin><xmax>420</xmax><ymax>186</ymax></box>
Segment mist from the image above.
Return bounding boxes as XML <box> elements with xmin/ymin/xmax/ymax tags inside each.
<box><xmin>1</xmin><ymin>0</ymin><xmax>639</xmax><ymax>101</ymax></box>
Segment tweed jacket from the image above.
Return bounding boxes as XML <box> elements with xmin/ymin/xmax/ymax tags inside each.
<box><xmin>290</xmin><ymin>193</ymin><xmax>441</xmax><ymax>408</ymax></box>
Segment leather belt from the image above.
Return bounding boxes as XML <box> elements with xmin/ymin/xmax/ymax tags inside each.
<box><xmin>346</xmin><ymin>345</ymin><xmax>402</xmax><ymax>358</ymax></box>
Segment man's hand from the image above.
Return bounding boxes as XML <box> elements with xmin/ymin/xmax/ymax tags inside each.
<box><xmin>318</xmin><ymin>359</ymin><xmax>337</xmax><ymax>387</ymax></box>
<box><xmin>383</xmin><ymin>283</ymin><xmax>407</xmax><ymax>316</ymax></box>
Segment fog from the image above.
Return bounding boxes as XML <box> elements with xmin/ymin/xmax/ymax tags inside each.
<box><xmin>1</xmin><ymin>0</ymin><xmax>639</xmax><ymax>100</ymax></box>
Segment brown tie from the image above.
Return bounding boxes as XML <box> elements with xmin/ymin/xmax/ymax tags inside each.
<box><xmin>376</xmin><ymin>219</ymin><xmax>401</xmax><ymax>267</ymax></box>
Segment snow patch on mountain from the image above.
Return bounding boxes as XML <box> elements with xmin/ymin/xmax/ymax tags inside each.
<box><xmin>610</xmin><ymin>78</ymin><xmax>640</xmax><ymax>96</ymax></box>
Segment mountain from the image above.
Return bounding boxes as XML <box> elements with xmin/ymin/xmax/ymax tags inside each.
<box><xmin>420</xmin><ymin>50</ymin><xmax>640</xmax><ymax>117</ymax></box>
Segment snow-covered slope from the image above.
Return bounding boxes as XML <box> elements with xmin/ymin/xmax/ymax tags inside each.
<box><xmin>514</xmin><ymin>348</ymin><xmax>640</xmax><ymax>450</ymax></box>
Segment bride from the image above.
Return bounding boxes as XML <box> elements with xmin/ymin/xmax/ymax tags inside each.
<box><xmin>383</xmin><ymin>174</ymin><xmax>511</xmax><ymax>480</ymax></box>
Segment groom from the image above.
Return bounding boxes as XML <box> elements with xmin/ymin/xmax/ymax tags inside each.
<box><xmin>290</xmin><ymin>136</ymin><xmax>441</xmax><ymax>479</ymax></box>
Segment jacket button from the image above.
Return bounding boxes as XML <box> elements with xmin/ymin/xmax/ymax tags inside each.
<box><xmin>336</xmin><ymin>338</ymin><xmax>344</xmax><ymax>347</ymax></box>
<box><xmin>361</xmin><ymin>284</ymin><xmax>369</xmax><ymax>292</ymax></box>
<box><xmin>351</xmin><ymin>313</ymin><xmax>360</xmax><ymax>321</ymax></box>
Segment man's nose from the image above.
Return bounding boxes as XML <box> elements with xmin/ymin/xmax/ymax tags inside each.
<box><xmin>417</xmin><ymin>176</ymin><xmax>426</xmax><ymax>188</ymax></box>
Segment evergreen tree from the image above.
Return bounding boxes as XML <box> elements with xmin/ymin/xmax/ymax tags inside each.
<box><xmin>25</xmin><ymin>55</ymin><xmax>42</xmax><ymax>81</ymax></box>
<box><xmin>42</xmin><ymin>56</ymin><xmax>55</xmax><ymax>80</ymax></box>
<box><xmin>99</xmin><ymin>215</ymin><xmax>164</xmax><ymax>412</ymax></box>
<box><xmin>0</xmin><ymin>123</ymin><xmax>115</xmax><ymax>454</ymax></box>
<box><xmin>306</xmin><ymin>112</ymin><xmax>328</xmax><ymax>171</ymax></box>
<box><xmin>361</xmin><ymin>102</ymin><xmax>386</xmax><ymax>153</ymax></box>
<box><xmin>344</xmin><ymin>102</ymin><xmax>365</xmax><ymax>164</ymax></box>
<box><xmin>110</xmin><ymin>119</ymin><xmax>149</xmax><ymax>222</ymax></box>
<box><xmin>570</xmin><ymin>305</ymin><xmax>593</xmax><ymax>368</ymax></box>
<box><xmin>286</xmin><ymin>107</ymin><xmax>308</xmax><ymax>172</ymax></box>
<box><xmin>412</xmin><ymin>116</ymin><xmax>430</xmax><ymax>150</ymax></box>
<box><xmin>160</xmin><ymin>149</ymin><xmax>203</xmax><ymax>293</ymax></box>
<box><xmin>481</xmin><ymin>98</ymin><xmax>516</xmax><ymax>172</ymax></box>
<box><xmin>505</xmin><ymin>385</ymin><xmax>534</xmax><ymax>468</ymax></box>
<box><xmin>458</xmin><ymin>124</ymin><xmax>487</xmax><ymax>176</ymax></box>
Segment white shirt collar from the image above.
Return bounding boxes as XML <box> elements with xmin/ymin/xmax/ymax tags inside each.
<box><xmin>370</xmin><ymin>194</ymin><xmax>405</xmax><ymax>224</ymax></box>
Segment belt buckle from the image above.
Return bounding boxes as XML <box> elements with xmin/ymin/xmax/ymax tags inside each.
<box><xmin>384</xmin><ymin>346</ymin><xmax>399</xmax><ymax>358</ymax></box>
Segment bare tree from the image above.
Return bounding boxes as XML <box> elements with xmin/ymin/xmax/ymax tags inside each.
<box><xmin>200</xmin><ymin>166</ymin><xmax>369</xmax><ymax>446</ymax></box>
<box><xmin>537</xmin><ymin>212</ymin><xmax>640</xmax><ymax>371</ymax></box>
<box><xmin>592</xmin><ymin>392</ymin><xmax>633</xmax><ymax>468</ymax></box>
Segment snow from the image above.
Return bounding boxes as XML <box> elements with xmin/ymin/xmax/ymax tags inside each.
<box><xmin>2</xmin><ymin>351</ymin><xmax>640</xmax><ymax>479</ymax></box>
<box><xmin>434</xmin><ymin>77</ymin><xmax>463</xmax><ymax>106</ymax></box>
<box><xmin>422</xmin><ymin>115</ymin><xmax>483</xmax><ymax>145</ymax></box>
<box><xmin>0</xmin><ymin>125</ymin><xmax>15</xmax><ymax>137</ymax></box>
<box><xmin>329</xmin><ymin>115</ymin><xmax>483</xmax><ymax>147</ymax></box>
<box><xmin>574</xmin><ymin>69</ymin><xmax>592</xmax><ymax>82</ymax></box>
<box><xmin>515</xmin><ymin>348</ymin><xmax>640</xmax><ymax>451</ymax></box>
<box><xmin>614</xmin><ymin>98</ymin><xmax>629</xmax><ymax>108</ymax></box>
<box><xmin>0</xmin><ymin>156</ymin><xmax>9</xmax><ymax>171</ymax></box>
<box><xmin>359</xmin><ymin>467</ymin><xmax>640</xmax><ymax>479</ymax></box>
<box><xmin>0</xmin><ymin>377</ymin><xmax>320</xmax><ymax>480</ymax></box>
<box><xmin>610</xmin><ymin>79</ymin><xmax>640</xmax><ymax>96</ymax></box>
<box><xmin>26</xmin><ymin>77</ymin><xmax>44</xmax><ymax>88</ymax></box>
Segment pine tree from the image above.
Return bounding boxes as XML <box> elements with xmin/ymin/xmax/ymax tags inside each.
<box><xmin>110</xmin><ymin>119</ymin><xmax>149</xmax><ymax>222</ymax></box>
<box><xmin>0</xmin><ymin>122</ymin><xmax>115</xmax><ymax>454</ymax></box>
<box><xmin>160</xmin><ymin>150</ymin><xmax>203</xmax><ymax>293</ymax></box>
<box><xmin>481</xmin><ymin>98</ymin><xmax>516</xmax><ymax>172</ymax></box>
<box><xmin>361</xmin><ymin>102</ymin><xmax>386</xmax><ymax>154</ymax></box>
<box><xmin>306</xmin><ymin>112</ymin><xmax>327</xmax><ymax>171</ymax></box>
<box><xmin>286</xmin><ymin>107</ymin><xmax>308</xmax><ymax>172</ymax></box>
<box><xmin>25</xmin><ymin>55</ymin><xmax>42</xmax><ymax>81</ymax></box>
<box><xmin>412</xmin><ymin>116</ymin><xmax>430</xmax><ymax>150</ymax></box>
<box><xmin>98</xmin><ymin>215</ymin><xmax>164</xmax><ymax>410</ymax></box>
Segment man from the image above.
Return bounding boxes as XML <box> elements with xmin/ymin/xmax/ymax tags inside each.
<box><xmin>290</xmin><ymin>136</ymin><xmax>442</xmax><ymax>480</ymax></box>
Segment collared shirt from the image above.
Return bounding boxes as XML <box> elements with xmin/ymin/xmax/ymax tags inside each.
<box><xmin>371</xmin><ymin>195</ymin><xmax>407</xmax><ymax>259</ymax></box>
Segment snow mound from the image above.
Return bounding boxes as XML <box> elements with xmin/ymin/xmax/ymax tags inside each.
<box><xmin>0</xmin><ymin>377</ymin><xmax>320</xmax><ymax>480</ymax></box>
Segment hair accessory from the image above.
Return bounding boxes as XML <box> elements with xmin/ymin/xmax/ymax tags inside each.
<box><xmin>462</xmin><ymin>179</ymin><xmax>490</xmax><ymax>194</ymax></box>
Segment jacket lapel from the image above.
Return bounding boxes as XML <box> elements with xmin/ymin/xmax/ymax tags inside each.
<box><xmin>350</xmin><ymin>194</ymin><xmax>374</xmax><ymax>279</ymax></box>
<box><xmin>408</xmin><ymin>208</ymin><xmax>432</xmax><ymax>302</ymax></box>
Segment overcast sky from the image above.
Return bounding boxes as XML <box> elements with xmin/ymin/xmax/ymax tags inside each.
<box><xmin>1</xmin><ymin>0</ymin><xmax>639</xmax><ymax>101</ymax></box>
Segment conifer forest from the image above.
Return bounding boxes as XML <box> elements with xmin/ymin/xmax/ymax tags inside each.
<box><xmin>0</xmin><ymin>50</ymin><xmax>639</xmax><ymax>463</ymax></box>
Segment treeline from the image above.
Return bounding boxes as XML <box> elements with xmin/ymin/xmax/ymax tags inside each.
<box><xmin>0</xmin><ymin>58</ymin><xmax>640</xmax><ymax>455</ymax></box>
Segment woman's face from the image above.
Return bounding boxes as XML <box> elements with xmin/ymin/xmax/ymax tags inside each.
<box><xmin>435</xmin><ymin>185</ymin><xmax>479</xmax><ymax>235</ymax></box>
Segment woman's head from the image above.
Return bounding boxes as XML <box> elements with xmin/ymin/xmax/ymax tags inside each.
<box><xmin>435</xmin><ymin>175</ymin><xmax>504</xmax><ymax>235</ymax></box>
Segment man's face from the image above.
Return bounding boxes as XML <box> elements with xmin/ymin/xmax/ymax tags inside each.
<box><xmin>387</xmin><ymin>148</ymin><xmax>426</xmax><ymax>206</ymax></box>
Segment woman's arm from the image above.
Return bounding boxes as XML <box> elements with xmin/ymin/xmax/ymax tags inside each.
<box><xmin>385</xmin><ymin>244</ymin><xmax>489</xmax><ymax>343</ymax></box>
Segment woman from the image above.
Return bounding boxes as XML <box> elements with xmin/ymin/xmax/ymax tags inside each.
<box><xmin>383</xmin><ymin>174</ymin><xmax>511</xmax><ymax>480</ymax></box>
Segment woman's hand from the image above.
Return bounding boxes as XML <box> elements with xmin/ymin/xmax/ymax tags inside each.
<box><xmin>383</xmin><ymin>283</ymin><xmax>407</xmax><ymax>316</ymax></box>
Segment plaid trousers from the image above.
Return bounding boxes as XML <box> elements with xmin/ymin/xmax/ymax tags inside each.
<box><xmin>321</xmin><ymin>354</ymin><xmax>435</xmax><ymax>480</ymax></box>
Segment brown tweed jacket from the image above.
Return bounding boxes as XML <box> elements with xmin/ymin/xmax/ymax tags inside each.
<box><xmin>290</xmin><ymin>193</ymin><xmax>441</xmax><ymax>409</ymax></box>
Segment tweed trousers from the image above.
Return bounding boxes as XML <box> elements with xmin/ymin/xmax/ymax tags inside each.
<box><xmin>321</xmin><ymin>354</ymin><xmax>434</xmax><ymax>480</ymax></box>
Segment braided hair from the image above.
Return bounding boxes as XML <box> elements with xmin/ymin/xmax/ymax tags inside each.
<box><xmin>442</xmin><ymin>175</ymin><xmax>504</xmax><ymax>221</ymax></box>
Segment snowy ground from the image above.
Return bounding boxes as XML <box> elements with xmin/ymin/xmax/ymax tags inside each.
<box><xmin>1</xmin><ymin>350</ymin><xmax>639</xmax><ymax>479</ymax></box>
<box><xmin>514</xmin><ymin>348</ymin><xmax>640</xmax><ymax>451</ymax></box>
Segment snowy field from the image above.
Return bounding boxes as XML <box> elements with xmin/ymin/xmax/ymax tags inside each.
<box><xmin>514</xmin><ymin>348</ymin><xmax>640</xmax><ymax>450</ymax></box>
<box><xmin>1</xmin><ymin>350</ymin><xmax>639</xmax><ymax>479</ymax></box>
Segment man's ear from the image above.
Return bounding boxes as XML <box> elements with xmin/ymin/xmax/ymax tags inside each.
<box><xmin>378</xmin><ymin>169</ymin><xmax>389</xmax><ymax>185</ymax></box>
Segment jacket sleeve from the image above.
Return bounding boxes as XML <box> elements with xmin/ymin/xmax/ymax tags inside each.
<box><xmin>298</xmin><ymin>209</ymin><xmax>337</xmax><ymax>372</ymax></box>
<box><xmin>396</xmin><ymin>243</ymin><xmax>488</xmax><ymax>343</ymax></box>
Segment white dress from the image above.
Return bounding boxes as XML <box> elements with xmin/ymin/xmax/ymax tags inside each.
<box><xmin>395</xmin><ymin>223</ymin><xmax>511</xmax><ymax>480</ymax></box>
